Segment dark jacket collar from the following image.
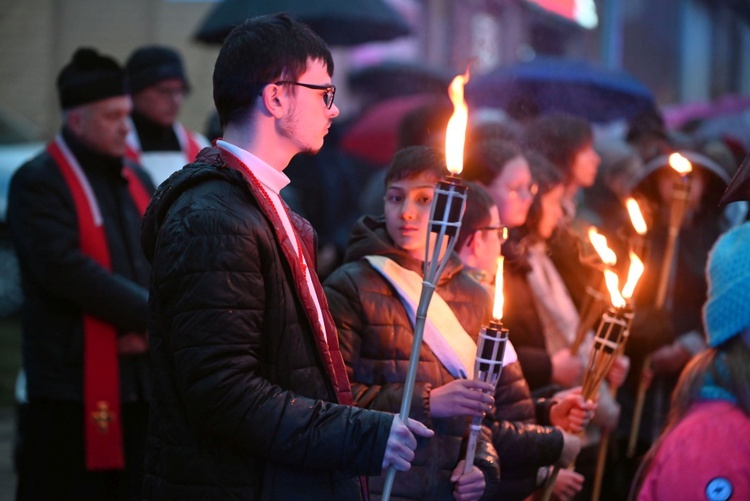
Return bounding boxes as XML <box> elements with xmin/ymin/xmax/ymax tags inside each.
<box><xmin>61</xmin><ymin>126</ymin><xmax>123</xmax><ymax>176</ymax></box>
<box><xmin>343</xmin><ymin>214</ymin><xmax>465</xmax><ymax>286</ymax></box>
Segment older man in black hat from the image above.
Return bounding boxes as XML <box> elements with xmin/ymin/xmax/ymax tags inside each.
<box><xmin>124</xmin><ymin>45</ymin><xmax>209</xmax><ymax>186</ymax></box>
<box><xmin>8</xmin><ymin>47</ymin><xmax>155</xmax><ymax>500</ymax></box>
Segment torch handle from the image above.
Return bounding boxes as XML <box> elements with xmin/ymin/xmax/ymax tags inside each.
<box><xmin>627</xmin><ymin>353</ymin><xmax>652</xmax><ymax>458</ymax></box>
<box><xmin>655</xmin><ymin>180</ymin><xmax>690</xmax><ymax>309</ymax></box>
<box><xmin>540</xmin><ymin>465</ymin><xmax>560</xmax><ymax>501</ymax></box>
<box><xmin>591</xmin><ymin>382</ymin><xmax>620</xmax><ymax>501</ymax></box>
<box><xmin>627</xmin><ymin>183</ymin><xmax>688</xmax><ymax>462</ymax></box>
<box><xmin>381</xmin><ymin>282</ymin><xmax>437</xmax><ymax>501</ymax></box>
<box><xmin>463</xmin><ymin>416</ymin><xmax>482</xmax><ymax>474</ymax></box>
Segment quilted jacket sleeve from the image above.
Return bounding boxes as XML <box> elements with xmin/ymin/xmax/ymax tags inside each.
<box><xmin>486</xmin><ymin>361</ymin><xmax>564</xmax><ymax>499</ymax></box>
<box><xmin>151</xmin><ymin>180</ymin><xmax>391</xmax><ymax>476</ymax></box>
<box><xmin>324</xmin><ymin>266</ymin><xmax>432</xmax><ymax>424</ymax></box>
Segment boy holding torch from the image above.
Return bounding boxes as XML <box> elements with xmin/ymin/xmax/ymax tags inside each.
<box><xmin>325</xmin><ymin>147</ymin><xmax>500</xmax><ymax>500</ymax></box>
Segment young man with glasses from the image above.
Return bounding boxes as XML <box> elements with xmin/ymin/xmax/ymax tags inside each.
<box><xmin>455</xmin><ymin>181</ymin><xmax>508</xmax><ymax>290</ymax></box>
<box><xmin>140</xmin><ymin>14</ymin><xmax>431</xmax><ymax>500</ymax></box>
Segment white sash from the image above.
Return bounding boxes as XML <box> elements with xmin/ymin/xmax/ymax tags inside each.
<box><xmin>365</xmin><ymin>255</ymin><xmax>518</xmax><ymax>378</ymax></box>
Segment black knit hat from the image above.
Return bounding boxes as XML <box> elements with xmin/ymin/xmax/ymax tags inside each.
<box><xmin>57</xmin><ymin>48</ymin><xmax>126</xmax><ymax>109</ymax></box>
<box><xmin>125</xmin><ymin>46</ymin><xmax>189</xmax><ymax>94</ymax></box>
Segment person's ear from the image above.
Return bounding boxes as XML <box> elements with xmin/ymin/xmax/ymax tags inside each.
<box><xmin>66</xmin><ymin>108</ymin><xmax>84</xmax><ymax>135</ymax></box>
<box><xmin>260</xmin><ymin>84</ymin><xmax>285</xmax><ymax>119</ymax></box>
<box><xmin>467</xmin><ymin>230</ymin><xmax>482</xmax><ymax>253</ymax></box>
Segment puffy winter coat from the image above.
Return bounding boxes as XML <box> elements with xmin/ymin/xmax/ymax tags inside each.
<box><xmin>7</xmin><ymin>128</ymin><xmax>154</xmax><ymax>402</ymax></box>
<box><xmin>141</xmin><ymin>148</ymin><xmax>393</xmax><ymax>500</ymax></box>
<box><xmin>324</xmin><ymin>215</ymin><xmax>500</xmax><ymax>500</ymax></box>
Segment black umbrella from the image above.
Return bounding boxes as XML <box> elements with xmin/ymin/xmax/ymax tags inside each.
<box><xmin>193</xmin><ymin>0</ymin><xmax>411</xmax><ymax>46</ymax></box>
<box><xmin>720</xmin><ymin>154</ymin><xmax>750</xmax><ymax>206</ymax></box>
<box><xmin>465</xmin><ymin>56</ymin><xmax>656</xmax><ymax>123</ymax></box>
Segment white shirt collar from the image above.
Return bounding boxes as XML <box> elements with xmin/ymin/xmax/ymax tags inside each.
<box><xmin>216</xmin><ymin>139</ymin><xmax>290</xmax><ymax>195</ymax></box>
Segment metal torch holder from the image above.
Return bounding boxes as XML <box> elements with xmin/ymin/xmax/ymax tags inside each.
<box><xmin>463</xmin><ymin>322</ymin><xmax>508</xmax><ymax>474</ymax></box>
<box><xmin>582</xmin><ymin>305</ymin><xmax>633</xmax><ymax>401</ymax></box>
<box><xmin>628</xmin><ymin>174</ymin><xmax>691</xmax><ymax>458</ymax></box>
<box><xmin>542</xmin><ymin>305</ymin><xmax>635</xmax><ymax>501</ymax></box>
<box><xmin>381</xmin><ymin>175</ymin><xmax>468</xmax><ymax>501</ymax></box>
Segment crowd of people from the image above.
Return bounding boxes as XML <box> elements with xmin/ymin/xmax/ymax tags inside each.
<box><xmin>6</xmin><ymin>12</ymin><xmax>750</xmax><ymax>501</ymax></box>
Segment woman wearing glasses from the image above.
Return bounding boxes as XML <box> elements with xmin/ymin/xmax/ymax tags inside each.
<box><xmin>502</xmin><ymin>152</ymin><xmax>625</xmax><ymax>501</ymax></box>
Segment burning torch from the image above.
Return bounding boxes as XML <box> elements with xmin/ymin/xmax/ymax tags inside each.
<box><xmin>463</xmin><ymin>256</ymin><xmax>509</xmax><ymax>474</ymax></box>
<box><xmin>380</xmin><ymin>69</ymin><xmax>470</xmax><ymax>501</ymax></box>
<box><xmin>627</xmin><ymin>152</ymin><xmax>692</xmax><ymax>458</ymax></box>
<box><xmin>542</xmin><ymin>231</ymin><xmax>643</xmax><ymax>501</ymax></box>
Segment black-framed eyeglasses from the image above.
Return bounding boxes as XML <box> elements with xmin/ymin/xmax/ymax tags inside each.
<box><xmin>506</xmin><ymin>183</ymin><xmax>539</xmax><ymax>200</ymax></box>
<box><xmin>274</xmin><ymin>81</ymin><xmax>336</xmax><ymax>109</ymax></box>
<box><xmin>476</xmin><ymin>225</ymin><xmax>509</xmax><ymax>243</ymax></box>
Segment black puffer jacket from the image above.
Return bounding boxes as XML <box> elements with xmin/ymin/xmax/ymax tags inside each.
<box><xmin>324</xmin><ymin>217</ymin><xmax>564</xmax><ymax>500</ymax></box>
<box><xmin>324</xmin><ymin>216</ymin><xmax>500</xmax><ymax>500</ymax></box>
<box><xmin>141</xmin><ymin>149</ymin><xmax>393</xmax><ymax>500</ymax></box>
<box><xmin>488</xmin><ymin>361</ymin><xmax>564</xmax><ymax>500</ymax></box>
<box><xmin>7</xmin><ymin>128</ymin><xmax>153</xmax><ymax>402</ymax></box>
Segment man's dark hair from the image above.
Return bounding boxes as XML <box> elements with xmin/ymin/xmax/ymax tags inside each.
<box><xmin>463</xmin><ymin>138</ymin><xmax>524</xmax><ymax>186</ymax></box>
<box><xmin>455</xmin><ymin>181</ymin><xmax>495</xmax><ymax>251</ymax></box>
<box><xmin>384</xmin><ymin>145</ymin><xmax>445</xmax><ymax>188</ymax></box>
<box><xmin>213</xmin><ymin>13</ymin><xmax>334</xmax><ymax>128</ymax></box>
<box><xmin>523</xmin><ymin>113</ymin><xmax>593</xmax><ymax>179</ymax></box>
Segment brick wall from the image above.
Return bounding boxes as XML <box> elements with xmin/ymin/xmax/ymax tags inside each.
<box><xmin>0</xmin><ymin>0</ymin><xmax>217</xmax><ymax>139</ymax></box>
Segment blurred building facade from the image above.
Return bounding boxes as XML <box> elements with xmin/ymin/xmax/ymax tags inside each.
<box><xmin>0</xmin><ymin>0</ymin><xmax>748</xmax><ymax>140</ymax></box>
<box><xmin>419</xmin><ymin>0</ymin><xmax>750</xmax><ymax>105</ymax></box>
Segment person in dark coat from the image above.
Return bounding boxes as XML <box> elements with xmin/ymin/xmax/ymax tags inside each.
<box><xmin>8</xmin><ymin>47</ymin><xmax>155</xmax><ymax>500</ymax></box>
<box><xmin>503</xmin><ymin>152</ymin><xmax>627</xmax><ymax>500</ymax></box>
<box><xmin>522</xmin><ymin>113</ymin><xmax>602</xmax><ymax>311</ymax></box>
<box><xmin>612</xmin><ymin>151</ymin><xmax>737</xmax><ymax>489</ymax></box>
<box><xmin>463</xmin><ymin>140</ymin><xmax>585</xmax><ymax>396</ymax></box>
<box><xmin>455</xmin><ymin>181</ymin><xmax>594</xmax><ymax>500</ymax></box>
<box><xmin>139</xmin><ymin>14</ymin><xmax>431</xmax><ymax>500</ymax></box>
<box><xmin>124</xmin><ymin>45</ymin><xmax>209</xmax><ymax>186</ymax></box>
<box><xmin>324</xmin><ymin>147</ymin><xmax>499</xmax><ymax>500</ymax></box>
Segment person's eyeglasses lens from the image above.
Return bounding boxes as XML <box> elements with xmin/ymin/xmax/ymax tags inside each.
<box><xmin>274</xmin><ymin>81</ymin><xmax>336</xmax><ymax>109</ymax></box>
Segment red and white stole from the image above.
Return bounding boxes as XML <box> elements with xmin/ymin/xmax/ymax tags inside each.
<box><xmin>47</xmin><ymin>135</ymin><xmax>151</xmax><ymax>471</ymax></box>
<box><xmin>125</xmin><ymin>122</ymin><xmax>202</xmax><ymax>165</ymax></box>
<box><xmin>218</xmin><ymin>147</ymin><xmax>354</xmax><ymax>406</ymax></box>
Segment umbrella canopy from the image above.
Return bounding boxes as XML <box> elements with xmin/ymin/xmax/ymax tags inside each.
<box><xmin>193</xmin><ymin>0</ymin><xmax>411</xmax><ymax>46</ymax></box>
<box><xmin>465</xmin><ymin>57</ymin><xmax>656</xmax><ymax>123</ymax></box>
<box><xmin>663</xmin><ymin>94</ymin><xmax>750</xmax><ymax>130</ymax></box>
<box><xmin>348</xmin><ymin>60</ymin><xmax>455</xmax><ymax>102</ymax></box>
<box><xmin>720</xmin><ymin>154</ymin><xmax>750</xmax><ymax>206</ymax></box>
<box><xmin>340</xmin><ymin>93</ymin><xmax>451</xmax><ymax>165</ymax></box>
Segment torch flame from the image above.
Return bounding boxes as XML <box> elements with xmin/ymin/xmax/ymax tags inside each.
<box><xmin>669</xmin><ymin>152</ymin><xmax>693</xmax><ymax>175</ymax></box>
<box><xmin>604</xmin><ymin>269</ymin><xmax>626</xmax><ymax>309</ymax></box>
<box><xmin>589</xmin><ymin>227</ymin><xmax>626</xmax><ymax>307</ymax></box>
<box><xmin>493</xmin><ymin>256</ymin><xmax>504</xmax><ymax>321</ymax></box>
<box><xmin>445</xmin><ymin>68</ymin><xmax>470</xmax><ymax>176</ymax></box>
<box><xmin>621</xmin><ymin>251</ymin><xmax>644</xmax><ymax>300</ymax></box>
<box><xmin>626</xmin><ymin>198</ymin><xmax>647</xmax><ymax>235</ymax></box>
<box><xmin>588</xmin><ymin>227</ymin><xmax>617</xmax><ymax>265</ymax></box>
